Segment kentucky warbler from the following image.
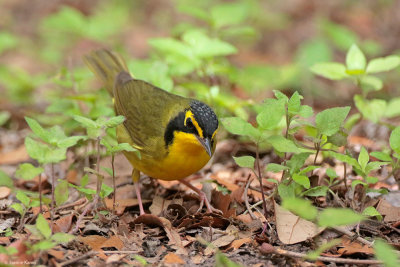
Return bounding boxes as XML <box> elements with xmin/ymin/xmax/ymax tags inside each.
<box><xmin>84</xmin><ymin>49</ymin><xmax>219</xmax><ymax>215</ymax></box>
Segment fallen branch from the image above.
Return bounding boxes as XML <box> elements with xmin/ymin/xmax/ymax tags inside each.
<box><xmin>260</xmin><ymin>243</ymin><xmax>381</xmax><ymax>265</ymax></box>
<box><xmin>332</xmin><ymin>226</ymin><xmax>374</xmax><ymax>247</ymax></box>
<box><xmin>244</xmin><ymin>175</ymin><xmax>257</xmax><ymax>220</ymax></box>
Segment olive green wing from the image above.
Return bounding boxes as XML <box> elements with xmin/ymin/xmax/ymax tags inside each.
<box><xmin>114</xmin><ymin>77</ymin><xmax>188</xmax><ymax>156</ymax></box>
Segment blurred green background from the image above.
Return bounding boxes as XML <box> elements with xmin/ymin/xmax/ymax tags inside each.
<box><xmin>1</xmin><ymin>0</ymin><xmax>399</xmax><ymax>130</ymax></box>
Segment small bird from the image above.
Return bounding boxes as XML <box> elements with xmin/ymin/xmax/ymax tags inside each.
<box><xmin>84</xmin><ymin>49</ymin><xmax>219</xmax><ymax>215</ymax></box>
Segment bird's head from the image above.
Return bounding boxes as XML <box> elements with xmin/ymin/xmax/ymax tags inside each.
<box><xmin>164</xmin><ymin>100</ymin><xmax>218</xmax><ymax>157</ymax></box>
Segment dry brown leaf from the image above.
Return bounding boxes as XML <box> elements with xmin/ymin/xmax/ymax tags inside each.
<box><xmin>106</xmin><ymin>254</ymin><xmax>127</xmax><ymax>264</ymax></box>
<box><xmin>274</xmin><ymin>201</ymin><xmax>324</xmax><ymax>245</ymax></box>
<box><xmin>204</xmin><ymin>234</ymin><xmax>236</xmax><ymax>255</ymax></box>
<box><xmin>0</xmin><ymin>187</ymin><xmax>11</xmax><ymax>199</ymax></box>
<box><xmin>224</xmin><ymin>237</ymin><xmax>252</xmax><ymax>251</ymax></box>
<box><xmin>191</xmin><ymin>254</ymin><xmax>205</xmax><ymax>264</ymax></box>
<box><xmin>337</xmin><ymin>236</ymin><xmax>374</xmax><ymax>255</ymax></box>
<box><xmin>52</xmin><ymin>214</ymin><xmax>73</xmax><ymax>233</ymax></box>
<box><xmin>149</xmin><ymin>196</ymin><xmax>183</xmax><ymax>216</ymax></box>
<box><xmin>376</xmin><ymin>199</ymin><xmax>400</xmax><ymax>222</ymax></box>
<box><xmin>78</xmin><ymin>235</ymin><xmax>123</xmax><ymax>251</ymax></box>
<box><xmin>163</xmin><ymin>252</ymin><xmax>185</xmax><ymax>264</ymax></box>
<box><xmin>48</xmin><ymin>248</ymin><xmax>64</xmax><ymax>260</ymax></box>
<box><xmin>0</xmin><ymin>145</ymin><xmax>29</xmax><ymax>164</ymax></box>
<box><xmin>105</xmin><ymin>198</ymin><xmax>151</xmax><ymax>215</ymax></box>
<box><xmin>101</xmin><ymin>235</ymin><xmax>124</xmax><ymax>250</ymax></box>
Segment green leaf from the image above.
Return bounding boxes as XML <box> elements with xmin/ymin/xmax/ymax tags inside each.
<box><xmin>390</xmin><ymin>127</ymin><xmax>400</xmax><ymax>154</ymax></box>
<box><xmin>327</xmin><ymin>130</ymin><xmax>348</xmax><ymax>147</ymax></box>
<box><xmin>352</xmin><ymin>180</ymin><xmax>367</xmax><ymax>189</ymax></box>
<box><xmin>25</xmin><ymin>137</ymin><xmax>67</xmax><ymax>164</ymax></box>
<box><xmin>256</xmin><ymin>99</ymin><xmax>285</xmax><ymax>130</ymax></box>
<box><xmin>10</xmin><ymin>203</ymin><xmax>24</xmax><ymax>215</ymax></box>
<box><xmin>366</xmin><ymin>176</ymin><xmax>379</xmax><ymax>184</ymax></box>
<box><xmin>315</xmin><ymin>107</ymin><xmax>350</xmax><ymax>136</ymax></box>
<box><xmin>100</xmin><ymin>183</ymin><xmax>113</xmax><ymax>198</ymax></box>
<box><xmin>354</xmin><ymin>95</ymin><xmax>386</xmax><ymax>123</ymax></box>
<box><xmin>55</xmin><ymin>180</ymin><xmax>69</xmax><ymax>206</ymax></box>
<box><xmin>329</xmin><ymin>151</ymin><xmax>359</xmax><ymax>167</ymax></box>
<box><xmin>233</xmin><ymin>156</ymin><xmax>255</xmax><ymax>169</ymax></box>
<box><xmin>102</xmin><ymin>167</ymin><xmax>113</xmax><ymax>177</ymax></box>
<box><xmin>57</xmin><ymin>135</ymin><xmax>86</xmax><ymax>148</ymax></box>
<box><xmin>16</xmin><ymin>191</ymin><xmax>30</xmax><ymax>207</ymax></box>
<box><xmin>0</xmin><ymin>170</ymin><xmax>13</xmax><ymax>188</ymax></box>
<box><xmin>318</xmin><ymin>208</ymin><xmax>364</xmax><ymax>227</ymax></box>
<box><xmin>211</xmin><ymin>2</ymin><xmax>249</xmax><ymax>29</ymax></box>
<box><xmin>80</xmin><ymin>174</ymin><xmax>89</xmax><ymax>187</ymax></box>
<box><xmin>360</xmin><ymin>76</ymin><xmax>383</xmax><ymax>92</ymax></box>
<box><xmin>288</xmin><ymin>91</ymin><xmax>302</xmax><ymax>115</ymax></box>
<box><xmin>366</xmin><ymin>55</ymin><xmax>400</xmax><ymax>73</ymax></box>
<box><xmin>299</xmin><ymin>166</ymin><xmax>319</xmax><ymax>175</ymax></box>
<box><xmin>266</xmin><ymin>163</ymin><xmax>289</xmax><ymax>173</ymax></box>
<box><xmin>292</xmin><ymin>173</ymin><xmax>310</xmax><ymax>189</ymax></box>
<box><xmin>25</xmin><ymin>117</ymin><xmax>51</xmax><ymax>143</ymax></box>
<box><xmin>365</xmin><ymin>162</ymin><xmax>389</xmax><ymax>174</ymax></box>
<box><xmin>287</xmin><ymin>153</ymin><xmax>312</xmax><ymax>174</ymax></box>
<box><xmin>32</xmin><ymin>240</ymin><xmax>56</xmax><ymax>251</ymax></box>
<box><xmin>370</xmin><ymin>151</ymin><xmax>392</xmax><ymax>162</ymax></box>
<box><xmin>310</xmin><ymin>62</ymin><xmax>348</xmax><ymax>80</ymax></box>
<box><xmin>267</xmin><ymin>135</ymin><xmax>302</xmax><ymax>154</ymax></box>
<box><xmin>15</xmin><ymin>163</ymin><xmax>43</xmax><ymax>180</ymax></box>
<box><xmin>299</xmin><ymin>105</ymin><xmax>313</xmax><ymax>118</ymax></box>
<box><xmin>278</xmin><ymin>182</ymin><xmax>298</xmax><ymax>199</ymax></box>
<box><xmin>73</xmin><ymin>115</ymin><xmax>98</xmax><ymax>128</ymax></box>
<box><xmin>385</xmin><ymin>97</ymin><xmax>400</xmax><ymax>118</ymax></box>
<box><xmin>302</xmin><ymin>186</ymin><xmax>329</xmax><ymax>197</ymax></box>
<box><xmin>346</xmin><ymin>44</ymin><xmax>366</xmax><ymax>71</ymax></box>
<box><xmin>182</xmin><ymin>30</ymin><xmax>237</xmax><ymax>58</ymax></box>
<box><xmin>0</xmin><ymin>111</ymin><xmax>10</xmax><ymax>126</ymax></box>
<box><xmin>51</xmin><ymin>232</ymin><xmax>75</xmax><ymax>243</ymax></box>
<box><xmin>282</xmin><ymin>197</ymin><xmax>318</xmax><ymax>221</ymax></box>
<box><xmin>104</xmin><ymin>115</ymin><xmax>125</xmax><ymax>128</ymax></box>
<box><xmin>306</xmin><ymin>239</ymin><xmax>341</xmax><ymax>260</ymax></box>
<box><xmin>220</xmin><ymin>117</ymin><xmax>260</xmax><ymax>141</ymax></box>
<box><xmin>362</xmin><ymin>206</ymin><xmax>382</xmax><ymax>221</ymax></box>
<box><xmin>374</xmin><ymin>239</ymin><xmax>399</xmax><ymax>267</ymax></box>
<box><xmin>326</xmin><ymin>168</ymin><xmax>338</xmax><ymax>179</ymax></box>
<box><xmin>36</xmin><ymin>214</ymin><xmax>51</xmax><ymax>239</ymax></box>
<box><xmin>358</xmin><ymin>147</ymin><xmax>369</xmax><ymax>173</ymax></box>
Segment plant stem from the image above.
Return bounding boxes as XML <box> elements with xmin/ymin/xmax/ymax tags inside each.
<box><xmin>111</xmin><ymin>153</ymin><xmax>116</xmax><ymax>215</ymax></box>
<box><xmin>95</xmin><ymin>137</ymin><xmax>101</xmax><ymax>197</ymax></box>
<box><xmin>255</xmin><ymin>145</ymin><xmax>268</xmax><ymax>219</ymax></box>
<box><xmin>39</xmin><ymin>172</ymin><xmax>43</xmax><ymax>213</ymax></box>
<box><xmin>50</xmin><ymin>163</ymin><xmax>55</xmax><ymax>233</ymax></box>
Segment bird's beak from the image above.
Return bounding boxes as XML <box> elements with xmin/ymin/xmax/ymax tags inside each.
<box><xmin>196</xmin><ymin>136</ymin><xmax>213</xmax><ymax>157</ymax></box>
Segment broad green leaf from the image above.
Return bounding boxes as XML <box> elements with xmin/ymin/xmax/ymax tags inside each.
<box><xmin>211</xmin><ymin>2</ymin><xmax>249</xmax><ymax>28</ymax></box>
<box><xmin>0</xmin><ymin>170</ymin><xmax>13</xmax><ymax>188</ymax></box>
<box><xmin>374</xmin><ymin>239</ymin><xmax>399</xmax><ymax>267</ymax></box>
<box><xmin>100</xmin><ymin>183</ymin><xmax>113</xmax><ymax>198</ymax></box>
<box><xmin>298</xmin><ymin>105</ymin><xmax>313</xmax><ymax>118</ymax></box>
<box><xmin>0</xmin><ymin>111</ymin><xmax>10</xmax><ymax>126</ymax></box>
<box><xmin>352</xmin><ymin>180</ymin><xmax>367</xmax><ymax>188</ymax></box>
<box><xmin>282</xmin><ymin>197</ymin><xmax>318</xmax><ymax>221</ymax></box>
<box><xmin>354</xmin><ymin>95</ymin><xmax>386</xmax><ymax>123</ymax></box>
<box><xmin>288</xmin><ymin>91</ymin><xmax>301</xmax><ymax>115</ymax></box>
<box><xmin>278</xmin><ymin>183</ymin><xmax>298</xmax><ymax>199</ymax></box>
<box><xmin>16</xmin><ymin>191</ymin><xmax>30</xmax><ymax>207</ymax></box>
<box><xmin>266</xmin><ymin>163</ymin><xmax>289</xmax><ymax>173</ymax></box>
<box><xmin>15</xmin><ymin>163</ymin><xmax>44</xmax><ymax>180</ymax></box>
<box><xmin>220</xmin><ymin>117</ymin><xmax>260</xmax><ymax>141</ymax></box>
<box><xmin>80</xmin><ymin>174</ymin><xmax>89</xmax><ymax>187</ymax></box>
<box><xmin>73</xmin><ymin>115</ymin><xmax>98</xmax><ymax>128</ymax></box>
<box><xmin>358</xmin><ymin>147</ymin><xmax>369</xmax><ymax>173</ymax></box>
<box><xmin>360</xmin><ymin>76</ymin><xmax>383</xmax><ymax>92</ymax></box>
<box><xmin>55</xmin><ymin>180</ymin><xmax>68</xmax><ymax>206</ymax></box>
<box><xmin>362</xmin><ymin>206</ymin><xmax>382</xmax><ymax>221</ymax></box>
<box><xmin>315</xmin><ymin>107</ymin><xmax>350</xmax><ymax>136</ymax></box>
<box><xmin>329</xmin><ymin>151</ymin><xmax>359</xmax><ymax>167</ymax></box>
<box><xmin>287</xmin><ymin>153</ymin><xmax>312</xmax><ymax>174</ymax></box>
<box><xmin>102</xmin><ymin>167</ymin><xmax>113</xmax><ymax>177</ymax></box>
<box><xmin>327</xmin><ymin>130</ymin><xmax>348</xmax><ymax>147</ymax></box>
<box><xmin>318</xmin><ymin>208</ymin><xmax>363</xmax><ymax>227</ymax></box>
<box><xmin>310</xmin><ymin>62</ymin><xmax>348</xmax><ymax>80</ymax></box>
<box><xmin>274</xmin><ymin>90</ymin><xmax>289</xmax><ymax>101</ymax></box>
<box><xmin>10</xmin><ymin>203</ymin><xmax>24</xmax><ymax>215</ymax></box>
<box><xmin>57</xmin><ymin>135</ymin><xmax>86</xmax><ymax>148</ymax></box>
<box><xmin>51</xmin><ymin>232</ymin><xmax>75</xmax><ymax>243</ymax></box>
<box><xmin>25</xmin><ymin>117</ymin><xmax>50</xmax><ymax>143</ymax></box>
<box><xmin>385</xmin><ymin>97</ymin><xmax>400</xmax><ymax>118</ymax></box>
<box><xmin>233</xmin><ymin>156</ymin><xmax>255</xmax><ymax>169</ymax></box>
<box><xmin>292</xmin><ymin>173</ymin><xmax>310</xmax><ymax>189</ymax></box>
<box><xmin>36</xmin><ymin>214</ymin><xmax>51</xmax><ymax>239</ymax></box>
<box><xmin>326</xmin><ymin>168</ymin><xmax>338</xmax><ymax>179</ymax></box>
<box><xmin>25</xmin><ymin>137</ymin><xmax>67</xmax><ymax>164</ymax></box>
<box><xmin>299</xmin><ymin>166</ymin><xmax>319</xmax><ymax>175</ymax></box>
<box><xmin>370</xmin><ymin>151</ymin><xmax>392</xmax><ymax>162</ymax></box>
<box><xmin>256</xmin><ymin>99</ymin><xmax>285</xmax><ymax>130</ymax></box>
<box><xmin>346</xmin><ymin>44</ymin><xmax>366</xmax><ymax>71</ymax></box>
<box><xmin>365</xmin><ymin>162</ymin><xmax>389</xmax><ymax>174</ymax></box>
<box><xmin>366</xmin><ymin>55</ymin><xmax>400</xmax><ymax>73</ymax></box>
<box><xmin>32</xmin><ymin>240</ymin><xmax>56</xmax><ymax>251</ymax></box>
<box><xmin>104</xmin><ymin>115</ymin><xmax>125</xmax><ymax>128</ymax></box>
<box><xmin>302</xmin><ymin>186</ymin><xmax>329</xmax><ymax>197</ymax></box>
<box><xmin>267</xmin><ymin>135</ymin><xmax>302</xmax><ymax>154</ymax></box>
<box><xmin>390</xmin><ymin>127</ymin><xmax>400</xmax><ymax>154</ymax></box>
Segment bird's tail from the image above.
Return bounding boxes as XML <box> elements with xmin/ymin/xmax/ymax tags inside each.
<box><xmin>83</xmin><ymin>49</ymin><xmax>130</xmax><ymax>96</ymax></box>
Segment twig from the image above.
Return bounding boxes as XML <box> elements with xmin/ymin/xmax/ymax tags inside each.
<box><xmin>332</xmin><ymin>226</ymin><xmax>374</xmax><ymax>247</ymax></box>
<box><xmin>54</xmin><ymin>198</ymin><xmax>87</xmax><ymax>212</ymax></box>
<box><xmin>95</xmin><ymin>137</ymin><xmax>101</xmax><ymax>198</ymax></box>
<box><xmin>102</xmin><ymin>250</ymin><xmax>140</xmax><ymax>254</ymax></box>
<box><xmin>343</xmin><ymin>162</ymin><xmax>348</xmax><ymax>191</ymax></box>
<box><xmin>244</xmin><ymin>175</ymin><xmax>257</xmax><ymax>220</ymax></box>
<box><xmin>255</xmin><ymin>146</ymin><xmax>268</xmax><ymax>219</ymax></box>
<box><xmin>69</xmin><ymin>195</ymin><xmax>98</xmax><ymax>235</ymax></box>
<box><xmin>260</xmin><ymin>243</ymin><xmax>382</xmax><ymax>265</ymax></box>
<box><xmin>111</xmin><ymin>154</ymin><xmax>116</xmax><ymax>215</ymax></box>
<box><xmin>39</xmin><ymin>172</ymin><xmax>43</xmax><ymax>213</ymax></box>
<box><xmin>59</xmin><ymin>251</ymin><xmax>97</xmax><ymax>267</ymax></box>
<box><xmin>50</xmin><ymin>163</ymin><xmax>55</xmax><ymax>233</ymax></box>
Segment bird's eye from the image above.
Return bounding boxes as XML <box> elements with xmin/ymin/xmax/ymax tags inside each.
<box><xmin>186</xmin><ymin>118</ymin><xmax>194</xmax><ymax>128</ymax></box>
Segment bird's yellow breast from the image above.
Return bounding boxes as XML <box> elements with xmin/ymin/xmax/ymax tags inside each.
<box><xmin>123</xmin><ymin>131</ymin><xmax>213</xmax><ymax>181</ymax></box>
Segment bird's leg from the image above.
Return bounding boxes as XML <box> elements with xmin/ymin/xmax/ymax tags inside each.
<box><xmin>132</xmin><ymin>169</ymin><xmax>145</xmax><ymax>215</ymax></box>
<box><xmin>179</xmin><ymin>179</ymin><xmax>222</xmax><ymax>214</ymax></box>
